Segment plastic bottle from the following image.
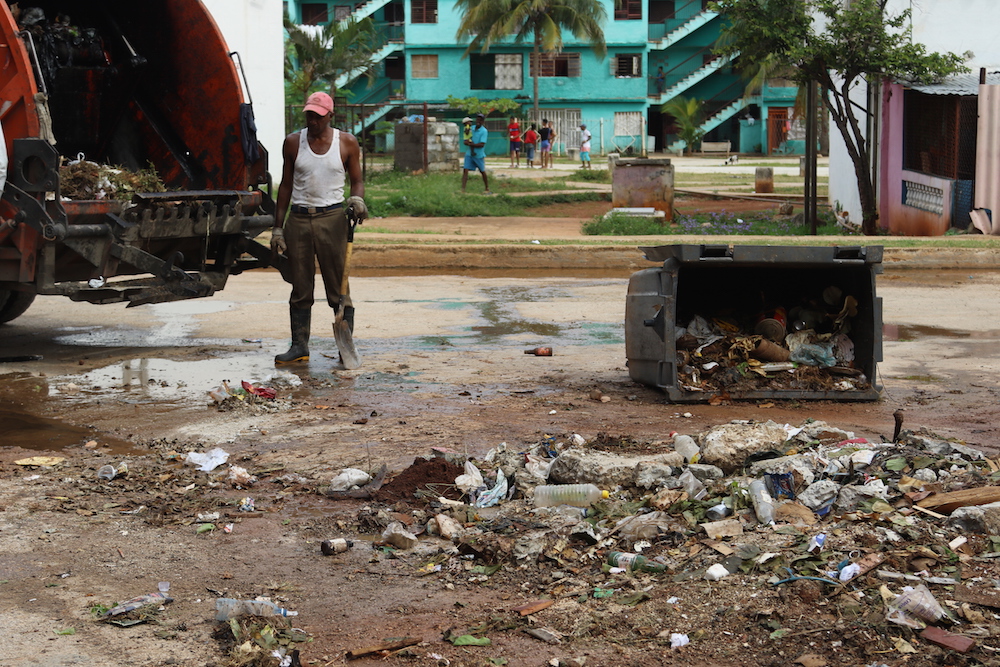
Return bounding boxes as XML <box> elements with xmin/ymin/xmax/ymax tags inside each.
<box><xmin>673</xmin><ymin>434</ymin><xmax>700</xmax><ymax>463</ymax></box>
<box><xmin>215</xmin><ymin>598</ymin><xmax>298</xmax><ymax>621</ymax></box>
<box><xmin>677</xmin><ymin>469</ymin><xmax>707</xmax><ymax>501</ymax></box>
<box><xmin>748</xmin><ymin>480</ymin><xmax>775</xmax><ymax>525</ymax></box>
<box><xmin>533</xmin><ymin>484</ymin><xmax>608</xmax><ymax>507</ymax></box>
<box><xmin>607</xmin><ymin>551</ymin><xmax>667</xmax><ymax>573</ymax></box>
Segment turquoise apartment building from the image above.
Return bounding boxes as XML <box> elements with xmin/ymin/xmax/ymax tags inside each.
<box><xmin>285</xmin><ymin>0</ymin><xmax>800</xmax><ymax>156</ymax></box>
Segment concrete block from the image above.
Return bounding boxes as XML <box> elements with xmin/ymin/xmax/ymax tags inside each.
<box><xmin>549</xmin><ymin>448</ymin><xmax>683</xmax><ymax>487</ymax></box>
<box><xmin>700</xmin><ymin>420</ymin><xmax>789</xmax><ymax>473</ymax></box>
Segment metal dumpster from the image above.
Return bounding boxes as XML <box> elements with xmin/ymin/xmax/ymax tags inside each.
<box><xmin>625</xmin><ymin>244</ymin><xmax>883</xmax><ymax>402</ymax></box>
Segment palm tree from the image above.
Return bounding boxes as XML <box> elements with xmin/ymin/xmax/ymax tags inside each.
<box><xmin>284</xmin><ymin>14</ymin><xmax>381</xmax><ymax>126</ymax></box>
<box><xmin>662</xmin><ymin>96</ymin><xmax>705</xmax><ymax>155</ymax></box>
<box><xmin>455</xmin><ymin>0</ymin><xmax>607</xmax><ymax>119</ymax></box>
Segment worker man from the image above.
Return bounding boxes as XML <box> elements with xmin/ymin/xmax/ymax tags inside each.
<box><xmin>270</xmin><ymin>91</ymin><xmax>368</xmax><ymax>365</ymax></box>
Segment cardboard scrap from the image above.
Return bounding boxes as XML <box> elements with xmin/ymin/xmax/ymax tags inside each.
<box><xmin>14</xmin><ymin>456</ymin><xmax>66</xmax><ymax>466</ymax></box>
<box><xmin>916</xmin><ymin>486</ymin><xmax>1000</xmax><ymax>514</ymax></box>
<box><xmin>701</xmin><ymin>518</ymin><xmax>742</xmax><ymax>540</ymax></box>
<box><xmin>512</xmin><ymin>599</ymin><xmax>554</xmax><ymax>616</ymax></box>
<box><xmin>920</xmin><ymin>626</ymin><xmax>976</xmax><ymax>653</ymax></box>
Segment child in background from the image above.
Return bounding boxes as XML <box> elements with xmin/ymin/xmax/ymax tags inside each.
<box><xmin>523</xmin><ymin>123</ymin><xmax>538</xmax><ymax>168</ymax></box>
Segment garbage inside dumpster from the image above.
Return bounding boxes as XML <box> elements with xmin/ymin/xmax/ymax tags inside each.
<box><xmin>625</xmin><ymin>245</ymin><xmax>883</xmax><ymax>402</ymax></box>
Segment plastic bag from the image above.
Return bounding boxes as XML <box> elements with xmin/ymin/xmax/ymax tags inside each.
<box><xmin>185</xmin><ymin>447</ymin><xmax>229</xmax><ymax>472</ymax></box>
<box><xmin>790</xmin><ymin>342</ymin><xmax>837</xmax><ymax>368</ymax></box>
<box><xmin>474</xmin><ymin>469</ymin><xmax>507</xmax><ymax>508</ymax></box>
<box><xmin>455</xmin><ymin>461</ymin><xmax>484</xmax><ymax>494</ymax></box>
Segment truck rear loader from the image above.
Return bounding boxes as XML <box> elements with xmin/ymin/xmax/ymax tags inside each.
<box><xmin>0</xmin><ymin>0</ymin><xmax>276</xmax><ymax>324</ymax></box>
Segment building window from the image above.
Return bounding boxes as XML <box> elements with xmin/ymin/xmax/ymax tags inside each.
<box><xmin>411</xmin><ymin>0</ymin><xmax>437</xmax><ymax>23</ymax></box>
<box><xmin>530</xmin><ymin>53</ymin><xmax>581</xmax><ymax>78</ymax></box>
<box><xmin>332</xmin><ymin>5</ymin><xmax>352</xmax><ymax>20</ymax></box>
<box><xmin>471</xmin><ymin>54</ymin><xmax>523</xmax><ymax>90</ymax></box>
<box><xmin>615</xmin><ymin>0</ymin><xmax>642</xmax><ymax>20</ymax></box>
<box><xmin>411</xmin><ymin>54</ymin><xmax>438</xmax><ymax>78</ymax></box>
<box><xmin>614</xmin><ymin>111</ymin><xmax>642</xmax><ymax>136</ymax></box>
<box><xmin>301</xmin><ymin>3</ymin><xmax>329</xmax><ymax>24</ymax></box>
<box><xmin>613</xmin><ymin>54</ymin><xmax>641</xmax><ymax>77</ymax></box>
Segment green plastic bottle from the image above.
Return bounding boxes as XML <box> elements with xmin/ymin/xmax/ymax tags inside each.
<box><xmin>607</xmin><ymin>551</ymin><xmax>667</xmax><ymax>573</ymax></box>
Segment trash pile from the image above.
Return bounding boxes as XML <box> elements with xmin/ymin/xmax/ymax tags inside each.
<box><xmin>323</xmin><ymin>419</ymin><xmax>1000</xmax><ymax>658</ymax></box>
<box><xmin>59</xmin><ymin>158</ymin><xmax>166</xmax><ymax>201</ymax></box>
<box><xmin>675</xmin><ymin>285</ymin><xmax>870</xmax><ymax>395</ymax></box>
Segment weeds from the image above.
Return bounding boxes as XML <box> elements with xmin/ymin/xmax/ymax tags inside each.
<box><xmin>583</xmin><ymin>210</ymin><xmax>846</xmax><ymax>236</ymax></box>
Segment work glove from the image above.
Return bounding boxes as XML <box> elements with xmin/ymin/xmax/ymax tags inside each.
<box><xmin>345</xmin><ymin>195</ymin><xmax>368</xmax><ymax>223</ymax></box>
<box><xmin>270</xmin><ymin>227</ymin><xmax>287</xmax><ymax>255</ymax></box>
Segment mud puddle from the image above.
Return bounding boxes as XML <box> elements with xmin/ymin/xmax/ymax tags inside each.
<box><xmin>883</xmin><ymin>323</ymin><xmax>1000</xmax><ymax>341</ymax></box>
<box><xmin>0</xmin><ymin>404</ymin><xmax>138</xmax><ymax>453</ymax></box>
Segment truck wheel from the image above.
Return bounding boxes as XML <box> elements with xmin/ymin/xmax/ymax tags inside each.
<box><xmin>0</xmin><ymin>290</ymin><xmax>36</xmax><ymax>324</ymax></box>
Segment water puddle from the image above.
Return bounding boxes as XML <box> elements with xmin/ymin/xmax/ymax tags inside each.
<box><xmin>883</xmin><ymin>324</ymin><xmax>980</xmax><ymax>341</ymax></box>
<box><xmin>0</xmin><ymin>407</ymin><xmax>136</xmax><ymax>453</ymax></box>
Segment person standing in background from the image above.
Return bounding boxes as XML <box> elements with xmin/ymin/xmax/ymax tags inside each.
<box><xmin>579</xmin><ymin>123</ymin><xmax>592</xmax><ymax>169</ymax></box>
<box><xmin>539</xmin><ymin>119</ymin><xmax>555</xmax><ymax>169</ymax></box>
<box><xmin>507</xmin><ymin>116</ymin><xmax>521</xmax><ymax>168</ymax></box>
<box><xmin>461</xmin><ymin>113</ymin><xmax>491</xmax><ymax>194</ymax></box>
<box><xmin>523</xmin><ymin>123</ymin><xmax>538</xmax><ymax>168</ymax></box>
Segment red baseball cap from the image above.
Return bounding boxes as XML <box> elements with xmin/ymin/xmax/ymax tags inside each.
<box><xmin>304</xmin><ymin>92</ymin><xmax>334</xmax><ymax>116</ymax></box>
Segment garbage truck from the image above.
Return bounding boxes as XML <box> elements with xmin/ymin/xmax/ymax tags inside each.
<box><xmin>0</xmin><ymin>0</ymin><xmax>277</xmax><ymax>324</ymax></box>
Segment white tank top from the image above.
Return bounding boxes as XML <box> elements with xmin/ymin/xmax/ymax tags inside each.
<box><xmin>291</xmin><ymin>128</ymin><xmax>345</xmax><ymax>207</ymax></box>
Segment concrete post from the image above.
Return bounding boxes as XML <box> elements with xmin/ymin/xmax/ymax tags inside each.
<box><xmin>755</xmin><ymin>167</ymin><xmax>774</xmax><ymax>193</ymax></box>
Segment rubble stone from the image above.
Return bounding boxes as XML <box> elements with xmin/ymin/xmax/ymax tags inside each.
<box><xmin>700</xmin><ymin>420</ymin><xmax>790</xmax><ymax>473</ymax></box>
<box><xmin>835</xmin><ymin>480</ymin><xmax>889</xmax><ymax>512</ymax></box>
<box><xmin>949</xmin><ymin>502</ymin><xmax>1000</xmax><ymax>535</ymax></box>
<box><xmin>900</xmin><ymin>429</ymin><xmax>984</xmax><ymax>460</ymax></box>
<box><xmin>687</xmin><ymin>463</ymin><xmax>725</xmax><ymax>482</ymax></box>
<box><xmin>748</xmin><ymin>455</ymin><xmax>817</xmax><ymax>487</ymax></box>
<box><xmin>549</xmin><ymin>448</ymin><xmax>683</xmax><ymax>487</ymax></box>
<box><xmin>797</xmin><ymin>479</ymin><xmax>840</xmax><ymax>511</ymax></box>
<box><xmin>792</xmin><ymin>420</ymin><xmax>855</xmax><ymax>444</ymax></box>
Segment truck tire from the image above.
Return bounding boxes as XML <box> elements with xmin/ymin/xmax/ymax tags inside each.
<box><xmin>0</xmin><ymin>290</ymin><xmax>35</xmax><ymax>324</ymax></box>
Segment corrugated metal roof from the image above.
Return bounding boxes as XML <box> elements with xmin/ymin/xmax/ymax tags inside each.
<box><xmin>906</xmin><ymin>71</ymin><xmax>1000</xmax><ymax>95</ymax></box>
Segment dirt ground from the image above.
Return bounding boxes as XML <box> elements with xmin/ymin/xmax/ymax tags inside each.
<box><xmin>2</xmin><ymin>237</ymin><xmax>1000</xmax><ymax>666</ymax></box>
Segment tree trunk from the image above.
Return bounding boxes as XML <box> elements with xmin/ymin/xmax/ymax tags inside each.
<box><xmin>826</xmin><ymin>93</ymin><xmax>879</xmax><ymax>235</ymax></box>
<box><xmin>532</xmin><ymin>32</ymin><xmax>540</xmax><ymax>120</ymax></box>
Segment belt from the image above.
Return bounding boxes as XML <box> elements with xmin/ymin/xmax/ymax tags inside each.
<box><xmin>291</xmin><ymin>203</ymin><xmax>342</xmax><ymax>214</ymax></box>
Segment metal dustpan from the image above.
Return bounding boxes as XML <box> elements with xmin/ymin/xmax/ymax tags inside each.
<box><xmin>333</xmin><ymin>214</ymin><xmax>361</xmax><ymax>369</ymax></box>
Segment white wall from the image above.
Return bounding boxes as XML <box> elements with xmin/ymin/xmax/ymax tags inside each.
<box><xmin>202</xmin><ymin>0</ymin><xmax>285</xmax><ymax>176</ymax></box>
<box><xmin>827</xmin><ymin>0</ymin><xmax>998</xmax><ymax>225</ymax></box>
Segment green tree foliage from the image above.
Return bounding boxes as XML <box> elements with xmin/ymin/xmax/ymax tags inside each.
<box><xmin>284</xmin><ymin>14</ymin><xmax>381</xmax><ymax>128</ymax></box>
<box><xmin>711</xmin><ymin>0</ymin><xmax>968</xmax><ymax>235</ymax></box>
<box><xmin>455</xmin><ymin>0</ymin><xmax>607</xmax><ymax>118</ymax></box>
<box><xmin>662</xmin><ymin>96</ymin><xmax>705</xmax><ymax>155</ymax></box>
<box><xmin>446</xmin><ymin>95</ymin><xmax>522</xmax><ymax>117</ymax></box>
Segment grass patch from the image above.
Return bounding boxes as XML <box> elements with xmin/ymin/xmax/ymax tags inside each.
<box><xmin>566</xmin><ymin>169</ymin><xmax>611</xmax><ymax>183</ymax></box>
<box><xmin>583</xmin><ymin>210</ymin><xmax>846</xmax><ymax>236</ymax></box>
<box><xmin>366</xmin><ymin>170</ymin><xmax>604</xmax><ymax>217</ymax></box>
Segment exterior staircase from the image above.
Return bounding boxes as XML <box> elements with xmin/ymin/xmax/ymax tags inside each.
<box><xmin>667</xmin><ymin>97</ymin><xmax>749</xmax><ymax>153</ymax></box>
<box><xmin>338</xmin><ymin>0</ymin><xmax>393</xmax><ymax>25</ymax></box>
<box><xmin>653</xmin><ymin>53</ymin><xmax>737</xmax><ymax>105</ymax></box>
<box><xmin>649</xmin><ymin>10</ymin><xmax>718</xmax><ymax>50</ymax></box>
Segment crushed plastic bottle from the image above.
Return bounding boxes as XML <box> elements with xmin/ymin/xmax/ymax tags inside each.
<box><xmin>607</xmin><ymin>551</ymin><xmax>667</xmax><ymax>573</ymax></box>
<box><xmin>215</xmin><ymin>598</ymin><xmax>298</xmax><ymax>621</ymax></box>
<box><xmin>678</xmin><ymin>469</ymin><xmax>707</xmax><ymax>501</ymax></box>
<box><xmin>749</xmin><ymin>480</ymin><xmax>775</xmax><ymax>525</ymax></box>
<box><xmin>533</xmin><ymin>483</ymin><xmax>609</xmax><ymax>508</ymax></box>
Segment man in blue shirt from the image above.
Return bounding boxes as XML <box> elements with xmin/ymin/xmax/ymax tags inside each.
<box><xmin>461</xmin><ymin>113</ymin><xmax>491</xmax><ymax>195</ymax></box>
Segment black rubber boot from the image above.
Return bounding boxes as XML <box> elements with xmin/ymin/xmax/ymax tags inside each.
<box><xmin>275</xmin><ymin>307</ymin><xmax>310</xmax><ymax>364</ymax></box>
<box><xmin>343</xmin><ymin>306</ymin><xmax>355</xmax><ymax>334</ymax></box>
